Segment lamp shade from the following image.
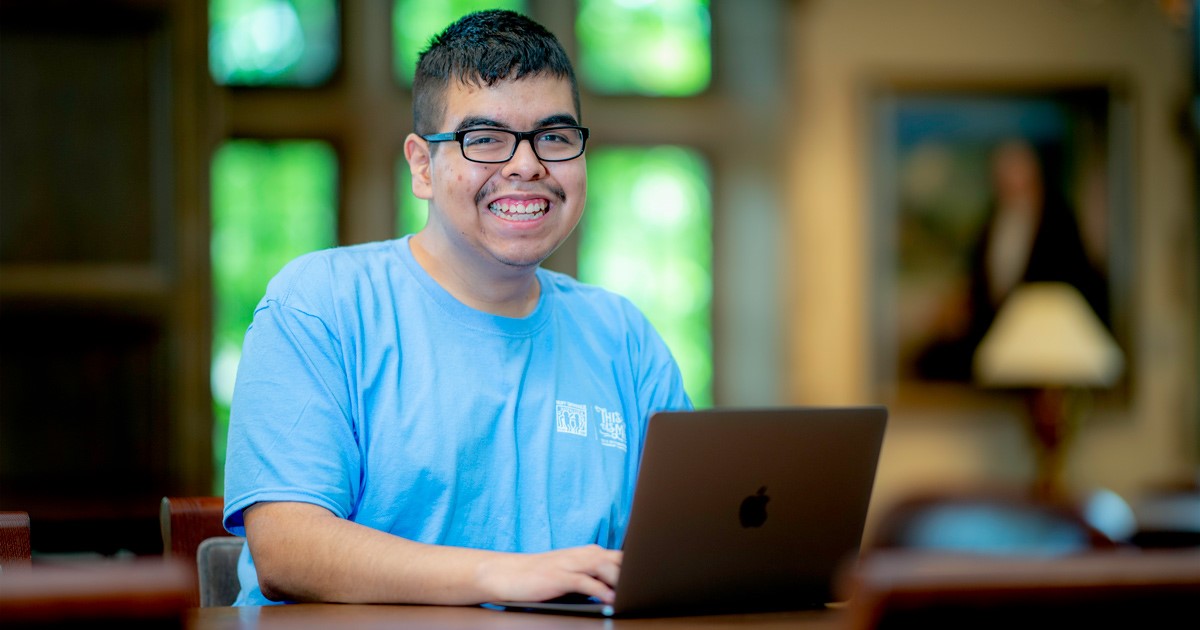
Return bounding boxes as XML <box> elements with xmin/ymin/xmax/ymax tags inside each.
<box><xmin>973</xmin><ymin>282</ymin><xmax>1124</xmax><ymax>387</ymax></box>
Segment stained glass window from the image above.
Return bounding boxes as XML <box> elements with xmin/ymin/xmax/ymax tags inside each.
<box><xmin>392</xmin><ymin>0</ymin><xmax>526</xmax><ymax>86</ymax></box>
<box><xmin>576</xmin><ymin>0</ymin><xmax>711</xmax><ymax>96</ymax></box>
<box><xmin>209</xmin><ymin>0</ymin><xmax>340</xmax><ymax>86</ymax></box>
<box><xmin>580</xmin><ymin>146</ymin><xmax>713</xmax><ymax>406</ymax></box>
<box><xmin>210</xmin><ymin>140</ymin><xmax>337</xmax><ymax>489</ymax></box>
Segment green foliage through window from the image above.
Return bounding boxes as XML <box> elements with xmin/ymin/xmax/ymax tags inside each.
<box><xmin>396</xmin><ymin>157</ymin><xmax>428</xmax><ymax>236</ymax></box>
<box><xmin>580</xmin><ymin>146</ymin><xmax>713</xmax><ymax>406</ymax></box>
<box><xmin>211</xmin><ymin>140</ymin><xmax>337</xmax><ymax>491</ymax></box>
<box><xmin>577</xmin><ymin>0</ymin><xmax>711</xmax><ymax>96</ymax></box>
<box><xmin>392</xmin><ymin>0</ymin><xmax>526</xmax><ymax>86</ymax></box>
<box><xmin>209</xmin><ymin>0</ymin><xmax>340</xmax><ymax>86</ymax></box>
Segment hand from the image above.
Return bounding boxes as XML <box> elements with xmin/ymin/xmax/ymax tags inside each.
<box><xmin>476</xmin><ymin>545</ymin><xmax>622</xmax><ymax>604</ymax></box>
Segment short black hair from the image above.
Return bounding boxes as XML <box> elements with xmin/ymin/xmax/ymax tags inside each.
<box><xmin>412</xmin><ymin>10</ymin><xmax>580</xmax><ymax>135</ymax></box>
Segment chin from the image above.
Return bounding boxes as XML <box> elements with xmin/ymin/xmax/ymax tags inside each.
<box><xmin>495</xmin><ymin>252</ymin><xmax>551</xmax><ymax>269</ymax></box>
<box><xmin>490</xmin><ymin>242</ymin><xmax>559</xmax><ymax>269</ymax></box>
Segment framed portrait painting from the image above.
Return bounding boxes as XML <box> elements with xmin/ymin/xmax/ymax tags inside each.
<box><xmin>868</xmin><ymin>82</ymin><xmax>1133</xmax><ymax>407</ymax></box>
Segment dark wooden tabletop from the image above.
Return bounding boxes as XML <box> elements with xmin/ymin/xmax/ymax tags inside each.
<box><xmin>186</xmin><ymin>602</ymin><xmax>845</xmax><ymax>630</ymax></box>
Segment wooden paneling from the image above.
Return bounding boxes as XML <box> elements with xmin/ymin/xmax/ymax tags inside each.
<box><xmin>0</xmin><ymin>0</ymin><xmax>211</xmax><ymax>555</ymax></box>
<box><xmin>0</xmin><ymin>15</ymin><xmax>166</xmax><ymax>264</ymax></box>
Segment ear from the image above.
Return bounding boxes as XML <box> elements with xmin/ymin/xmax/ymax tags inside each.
<box><xmin>403</xmin><ymin>133</ymin><xmax>433</xmax><ymax>200</ymax></box>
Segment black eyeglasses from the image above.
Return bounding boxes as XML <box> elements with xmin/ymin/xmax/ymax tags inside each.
<box><xmin>421</xmin><ymin>126</ymin><xmax>590</xmax><ymax>164</ymax></box>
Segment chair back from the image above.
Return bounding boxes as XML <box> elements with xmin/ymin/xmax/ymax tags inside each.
<box><xmin>160</xmin><ymin>497</ymin><xmax>240</xmax><ymax>607</ymax></box>
<box><xmin>196</xmin><ymin>536</ymin><xmax>245</xmax><ymax>607</ymax></box>
<box><xmin>0</xmin><ymin>511</ymin><xmax>32</xmax><ymax>570</ymax></box>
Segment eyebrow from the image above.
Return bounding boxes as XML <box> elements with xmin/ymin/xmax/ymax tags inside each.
<box><xmin>454</xmin><ymin>113</ymin><xmax>580</xmax><ymax>132</ymax></box>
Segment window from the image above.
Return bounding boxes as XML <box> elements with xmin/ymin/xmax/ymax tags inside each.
<box><xmin>210</xmin><ymin>140</ymin><xmax>337</xmax><ymax>486</ymax></box>
<box><xmin>209</xmin><ymin>0</ymin><xmax>340</xmax><ymax>86</ymax></box>
<box><xmin>576</xmin><ymin>0</ymin><xmax>711</xmax><ymax>96</ymax></box>
<box><xmin>392</xmin><ymin>0</ymin><xmax>526</xmax><ymax>86</ymax></box>
<box><xmin>580</xmin><ymin>147</ymin><xmax>713</xmax><ymax>405</ymax></box>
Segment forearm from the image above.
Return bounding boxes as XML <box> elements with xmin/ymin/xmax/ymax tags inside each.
<box><xmin>244</xmin><ymin>501</ymin><xmax>499</xmax><ymax>605</ymax></box>
<box><xmin>244</xmin><ymin>501</ymin><xmax>621</xmax><ymax>605</ymax></box>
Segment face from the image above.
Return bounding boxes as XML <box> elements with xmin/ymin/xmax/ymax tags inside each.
<box><xmin>405</xmin><ymin>74</ymin><xmax>586</xmax><ymax>273</ymax></box>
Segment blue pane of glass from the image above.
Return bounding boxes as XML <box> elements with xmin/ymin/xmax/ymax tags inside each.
<box><xmin>577</xmin><ymin>0</ymin><xmax>711</xmax><ymax>96</ymax></box>
<box><xmin>210</xmin><ymin>0</ymin><xmax>340</xmax><ymax>86</ymax></box>
<box><xmin>210</xmin><ymin>140</ymin><xmax>337</xmax><ymax>490</ymax></box>
<box><xmin>392</xmin><ymin>0</ymin><xmax>526</xmax><ymax>86</ymax></box>
<box><xmin>580</xmin><ymin>146</ymin><xmax>713</xmax><ymax>406</ymax></box>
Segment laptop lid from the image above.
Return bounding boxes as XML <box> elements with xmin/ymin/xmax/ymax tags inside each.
<box><xmin>493</xmin><ymin>405</ymin><xmax>888</xmax><ymax>617</ymax></box>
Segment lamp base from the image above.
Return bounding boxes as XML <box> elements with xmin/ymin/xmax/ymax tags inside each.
<box><xmin>1025</xmin><ymin>387</ymin><xmax>1083</xmax><ymax>501</ymax></box>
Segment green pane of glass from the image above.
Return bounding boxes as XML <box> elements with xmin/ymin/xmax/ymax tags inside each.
<box><xmin>579</xmin><ymin>146</ymin><xmax>713</xmax><ymax>406</ymax></box>
<box><xmin>210</xmin><ymin>140</ymin><xmax>337</xmax><ymax>491</ymax></box>
<box><xmin>210</xmin><ymin>0</ymin><xmax>340</xmax><ymax>86</ymax></box>
<box><xmin>577</xmin><ymin>0</ymin><xmax>711</xmax><ymax>96</ymax></box>
<box><xmin>392</xmin><ymin>0</ymin><xmax>526</xmax><ymax>86</ymax></box>
<box><xmin>395</xmin><ymin>156</ymin><xmax>428</xmax><ymax>236</ymax></box>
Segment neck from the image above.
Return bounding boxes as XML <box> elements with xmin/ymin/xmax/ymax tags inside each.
<box><xmin>408</xmin><ymin>232</ymin><xmax>542</xmax><ymax>318</ymax></box>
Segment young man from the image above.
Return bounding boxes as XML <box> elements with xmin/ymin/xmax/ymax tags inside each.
<box><xmin>222</xmin><ymin>10</ymin><xmax>692</xmax><ymax>606</ymax></box>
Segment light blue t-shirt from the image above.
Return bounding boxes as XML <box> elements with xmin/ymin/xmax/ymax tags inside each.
<box><xmin>223</xmin><ymin>236</ymin><xmax>692</xmax><ymax>605</ymax></box>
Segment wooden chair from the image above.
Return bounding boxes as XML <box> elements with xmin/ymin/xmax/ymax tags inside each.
<box><xmin>159</xmin><ymin>497</ymin><xmax>243</xmax><ymax>607</ymax></box>
<box><xmin>0</xmin><ymin>511</ymin><xmax>33</xmax><ymax>570</ymax></box>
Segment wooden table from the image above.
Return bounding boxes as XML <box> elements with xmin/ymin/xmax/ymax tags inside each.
<box><xmin>187</xmin><ymin>603</ymin><xmax>845</xmax><ymax>629</ymax></box>
<box><xmin>177</xmin><ymin>549</ymin><xmax>1200</xmax><ymax>629</ymax></box>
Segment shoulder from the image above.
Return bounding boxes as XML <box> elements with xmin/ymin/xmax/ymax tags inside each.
<box><xmin>540</xmin><ymin>268</ymin><xmax>646</xmax><ymax>322</ymax></box>
<box><xmin>538</xmin><ymin>268</ymin><xmax>663</xmax><ymax>348</ymax></box>
<box><xmin>265</xmin><ymin>240</ymin><xmax>402</xmax><ymax>308</ymax></box>
<box><xmin>539</xmin><ymin>270</ymin><xmax>690</xmax><ymax>406</ymax></box>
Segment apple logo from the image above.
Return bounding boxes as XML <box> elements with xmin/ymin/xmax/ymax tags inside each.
<box><xmin>739</xmin><ymin>486</ymin><xmax>770</xmax><ymax>528</ymax></box>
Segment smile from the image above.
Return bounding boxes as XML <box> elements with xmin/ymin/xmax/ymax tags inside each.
<box><xmin>488</xmin><ymin>199</ymin><xmax>548</xmax><ymax>222</ymax></box>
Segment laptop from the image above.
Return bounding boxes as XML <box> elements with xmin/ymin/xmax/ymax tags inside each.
<box><xmin>490</xmin><ymin>405</ymin><xmax>888</xmax><ymax>617</ymax></box>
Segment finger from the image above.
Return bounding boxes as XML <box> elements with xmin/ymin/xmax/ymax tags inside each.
<box><xmin>579</xmin><ymin>545</ymin><xmax>622</xmax><ymax>567</ymax></box>
<box><xmin>589</xmin><ymin>554</ymin><xmax>621</xmax><ymax>590</ymax></box>
<box><xmin>573</xmin><ymin>547</ymin><xmax>620</xmax><ymax>586</ymax></box>
<box><xmin>568</xmin><ymin>574</ymin><xmax>616</xmax><ymax>604</ymax></box>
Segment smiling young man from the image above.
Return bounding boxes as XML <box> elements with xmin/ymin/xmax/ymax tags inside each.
<box><xmin>221</xmin><ymin>10</ymin><xmax>692</xmax><ymax>607</ymax></box>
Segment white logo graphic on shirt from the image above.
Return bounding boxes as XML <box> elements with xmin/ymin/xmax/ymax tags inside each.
<box><xmin>555</xmin><ymin>400</ymin><xmax>588</xmax><ymax>436</ymax></box>
<box><xmin>595</xmin><ymin>406</ymin><xmax>628</xmax><ymax>451</ymax></box>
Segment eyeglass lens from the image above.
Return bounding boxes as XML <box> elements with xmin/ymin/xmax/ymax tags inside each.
<box><xmin>461</xmin><ymin>128</ymin><xmax>585</xmax><ymax>162</ymax></box>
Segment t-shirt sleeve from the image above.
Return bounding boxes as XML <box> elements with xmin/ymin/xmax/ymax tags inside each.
<box><xmin>628</xmin><ymin>301</ymin><xmax>694</xmax><ymax>416</ymax></box>
<box><xmin>222</xmin><ymin>256</ymin><xmax>360</xmax><ymax>535</ymax></box>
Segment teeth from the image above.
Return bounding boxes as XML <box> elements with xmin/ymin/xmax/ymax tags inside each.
<box><xmin>488</xmin><ymin>199</ymin><xmax>548</xmax><ymax>221</ymax></box>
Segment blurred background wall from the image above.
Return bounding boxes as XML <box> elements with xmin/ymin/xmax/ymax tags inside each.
<box><xmin>785</xmin><ymin>0</ymin><xmax>1196</xmax><ymax>527</ymax></box>
<box><xmin>0</xmin><ymin>0</ymin><xmax>1195</xmax><ymax>556</ymax></box>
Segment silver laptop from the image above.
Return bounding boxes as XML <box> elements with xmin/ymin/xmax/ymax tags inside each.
<box><xmin>491</xmin><ymin>405</ymin><xmax>888</xmax><ymax>617</ymax></box>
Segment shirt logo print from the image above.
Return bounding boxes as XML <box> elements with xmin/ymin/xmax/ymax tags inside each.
<box><xmin>595</xmin><ymin>405</ymin><xmax>628</xmax><ymax>451</ymax></box>
<box><xmin>555</xmin><ymin>400</ymin><xmax>588</xmax><ymax>436</ymax></box>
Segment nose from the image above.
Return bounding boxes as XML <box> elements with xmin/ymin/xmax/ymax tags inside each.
<box><xmin>501</xmin><ymin>137</ymin><xmax>547</xmax><ymax>180</ymax></box>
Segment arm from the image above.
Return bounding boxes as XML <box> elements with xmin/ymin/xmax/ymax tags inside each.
<box><xmin>244</xmin><ymin>501</ymin><xmax>621</xmax><ymax>605</ymax></box>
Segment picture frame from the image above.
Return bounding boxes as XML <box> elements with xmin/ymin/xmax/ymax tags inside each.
<box><xmin>868</xmin><ymin>80</ymin><xmax>1134</xmax><ymax>408</ymax></box>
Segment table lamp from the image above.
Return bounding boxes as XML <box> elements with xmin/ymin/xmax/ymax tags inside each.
<box><xmin>973</xmin><ymin>282</ymin><xmax>1124</xmax><ymax>499</ymax></box>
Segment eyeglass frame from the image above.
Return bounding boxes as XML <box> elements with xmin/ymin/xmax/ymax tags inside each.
<box><xmin>421</xmin><ymin>126</ymin><xmax>590</xmax><ymax>164</ymax></box>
